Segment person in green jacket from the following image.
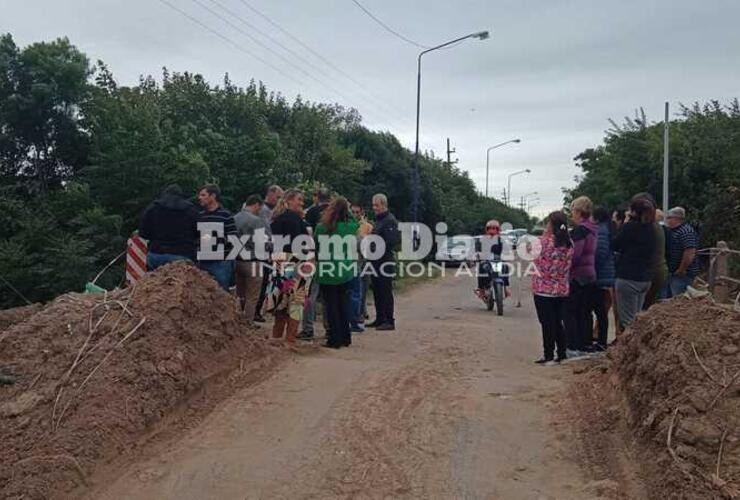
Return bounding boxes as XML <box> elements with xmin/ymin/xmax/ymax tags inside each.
<box><xmin>314</xmin><ymin>197</ymin><xmax>359</xmax><ymax>349</ymax></box>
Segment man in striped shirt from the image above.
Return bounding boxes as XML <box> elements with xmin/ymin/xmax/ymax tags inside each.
<box><xmin>197</xmin><ymin>184</ymin><xmax>237</xmax><ymax>291</ymax></box>
<box><xmin>666</xmin><ymin>206</ymin><xmax>701</xmax><ymax>296</ymax></box>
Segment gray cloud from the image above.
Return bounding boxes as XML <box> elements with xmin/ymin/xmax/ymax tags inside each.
<box><xmin>4</xmin><ymin>0</ymin><xmax>739</xmax><ymax>217</ymax></box>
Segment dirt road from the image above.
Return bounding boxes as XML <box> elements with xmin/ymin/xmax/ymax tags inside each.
<box><xmin>90</xmin><ymin>273</ymin><xmax>594</xmax><ymax>499</ymax></box>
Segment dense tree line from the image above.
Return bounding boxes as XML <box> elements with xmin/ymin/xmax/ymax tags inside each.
<box><xmin>0</xmin><ymin>34</ymin><xmax>530</xmax><ymax>308</ymax></box>
<box><xmin>567</xmin><ymin>101</ymin><xmax>740</xmax><ymax>259</ymax></box>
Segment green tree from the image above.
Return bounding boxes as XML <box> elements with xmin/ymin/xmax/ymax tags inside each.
<box><xmin>0</xmin><ymin>34</ymin><xmax>90</xmax><ymax>193</ymax></box>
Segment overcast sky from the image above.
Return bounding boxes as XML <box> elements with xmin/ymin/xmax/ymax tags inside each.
<box><xmin>3</xmin><ymin>0</ymin><xmax>739</xmax><ymax>217</ymax></box>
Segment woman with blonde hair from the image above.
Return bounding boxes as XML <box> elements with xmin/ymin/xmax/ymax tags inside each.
<box><xmin>565</xmin><ymin>196</ymin><xmax>598</xmax><ymax>354</ymax></box>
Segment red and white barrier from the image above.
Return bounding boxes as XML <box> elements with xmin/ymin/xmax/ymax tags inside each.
<box><xmin>126</xmin><ymin>234</ymin><xmax>148</xmax><ymax>286</ymax></box>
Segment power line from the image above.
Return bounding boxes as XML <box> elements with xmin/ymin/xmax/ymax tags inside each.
<box><xmin>157</xmin><ymin>0</ymin><xmax>306</xmax><ymax>89</ymax></box>
<box><xmin>350</xmin><ymin>0</ymin><xmax>429</xmax><ymax>49</ymax></box>
<box><xmin>191</xmin><ymin>0</ymin><xmax>349</xmax><ymax>102</ymax></box>
<box><xmin>160</xmin><ymin>0</ymin><xmax>395</xmax><ymax>130</ymax></box>
<box><xmin>200</xmin><ymin>0</ymin><xmax>410</xmax><ymax>131</ymax></box>
<box><xmin>232</xmin><ymin>0</ymin><xmax>417</xmax><ymax>128</ymax></box>
<box><xmin>236</xmin><ymin>0</ymin><xmax>377</xmax><ymax>91</ymax></box>
<box><xmin>160</xmin><ymin>0</ymin><xmax>431</xmax><ymax>147</ymax></box>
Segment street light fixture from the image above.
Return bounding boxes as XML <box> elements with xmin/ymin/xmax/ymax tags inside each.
<box><xmin>506</xmin><ymin>168</ymin><xmax>531</xmax><ymax>207</ymax></box>
<box><xmin>485</xmin><ymin>138</ymin><xmax>521</xmax><ymax>198</ymax></box>
<box><xmin>411</xmin><ymin>30</ymin><xmax>491</xmax><ymax>222</ymax></box>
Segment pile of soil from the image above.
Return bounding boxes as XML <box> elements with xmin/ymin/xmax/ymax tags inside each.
<box><xmin>0</xmin><ymin>261</ymin><xmax>279</xmax><ymax>498</ymax></box>
<box><xmin>571</xmin><ymin>297</ymin><xmax>740</xmax><ymax>499</ymax></box>
<box><xmin>0</xmin><ymin>303</ymin><xmax>43</xmax><ymax>332</ymax></box>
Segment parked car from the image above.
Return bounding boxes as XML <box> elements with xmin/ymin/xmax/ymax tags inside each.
<box><xmin>436</xmin><ymin>235</ymin><xmax>476</xmax><ymax>266</ymax></box>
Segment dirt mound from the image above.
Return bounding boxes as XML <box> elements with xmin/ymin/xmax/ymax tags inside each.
<box><xmin>0</xmin><ymin>303</ymin><xmax>43</xmax><ymax>332</ymax></box>
<box><xmin>608</xmin><ymin>297</ymin><xmax>740</xmax><ymax>498</ymax></box>
<box><xmin>0</xmin><ymin>261</ymin><xmax>279</xmax><ymax>499</ymax></box>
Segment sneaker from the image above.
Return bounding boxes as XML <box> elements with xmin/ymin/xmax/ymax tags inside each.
<box><xmin>376</xmin><ymin>323</ymin><xmax>396</xmax><ymax>331</ymax></box>
<box><xmin>534</xmin><ymin>358</ymin><xmax>552</xmax><ymax>364</ymax></box>
<box><xmin>351</xmin><ymin>324</ymin><xmax>365</xmax><ymax>333</ymax></box>
<box><xmin>555</xmin><ymin>356</ymin><xmax>566</xmax><ymax>363</ymax></box>
<box><xmin>253</xmin><ymin>314</ymin><xmax>267</xmax><ymax>323</ymax></box>
<box><xmin>366</xmin><ymin>320</ymin><xmax>382</xmax><ymax>328</ymax></box>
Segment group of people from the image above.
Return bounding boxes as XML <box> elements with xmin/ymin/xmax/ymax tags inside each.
<box><xmin>530</xmin><ymin>193</ymin><xmax>700</xmax><ymax>364</ymax></box>
<box><xmin>139</xmin><ymin>184</ymin><xmax>400</xmax><ymax>349</ymax></box>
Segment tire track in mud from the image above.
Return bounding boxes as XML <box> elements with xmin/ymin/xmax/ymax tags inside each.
<box><xmin>316</xmin><ymin>344</ymin><xmax>469</xmax><ymax>498</ymax></box>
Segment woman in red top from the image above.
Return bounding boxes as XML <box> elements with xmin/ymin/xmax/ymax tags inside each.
<box><xmin>532</xmin><ymin>211</ymin><xmax>574</xmax><ymax>364</ymax></box>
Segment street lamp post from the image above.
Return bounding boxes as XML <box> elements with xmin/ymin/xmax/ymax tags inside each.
<box><xmin>412</xmin><ymin>30</ymin><xmax>490</xmax><ymax>223</ymax></box>
<box><xmin>485</xmin><ymin>138</ymin><xmax>521</xmax><ymax>198</ymax></box>
<box><xmin>506</xmin><ymin>168</ymin><xmax>531</xmax><ymax>207</ymax></box>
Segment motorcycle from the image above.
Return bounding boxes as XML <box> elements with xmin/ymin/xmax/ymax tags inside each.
<box><xmin>478</xmin><ymin>257</ymin><xmax>506</xmax><ymax>316</ymax></box>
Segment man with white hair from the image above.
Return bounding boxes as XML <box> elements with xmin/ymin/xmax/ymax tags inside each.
<box><xmin>260</xmin><ymin>184</ymin><xmax>283</xmax><ymax>223</ymax></box>
<box><xmin>665</xmin><ymin>206</ymin><xmax>700</xmax><ymax>296</ymax></box>
<box><xmin>367</xmin><ymin>193</ymin><xmax>399</xmax><ymax>331</ymax></box>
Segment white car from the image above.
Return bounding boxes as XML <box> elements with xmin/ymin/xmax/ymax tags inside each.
<box><xmin>503</xmin><ymin>228</ymin><xmax>529</xmax><ymax>248</ymax></box>
<box><xmin>436</xmin><ymin>235</ymin><xmax>476</xmax><ymax>265</ymax></box>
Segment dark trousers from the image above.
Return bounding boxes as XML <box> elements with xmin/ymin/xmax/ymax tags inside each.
<box><xmin>322</xmin><ymin>283</ymin><xmax>351</xmax><ymax>347</ymax></box>
<box><xmin>565</xmin><ymin>280</ymin><xmax>596</xmax><ymax>350</ymax></box>
<box><xmin>591</xmin><ymin>288</ymin><xmax>610</xmax><ymax>347</ymax></box>
<box><xmin>256</xmin><ymin>265</ymin><xmax>270</xmax><ymax>317</ymax></box>
<box><xmin>534</xmin><ymin>295</ymin><xmax>567</xmax><ymax>360</ymax></box>
<box><xmin>476</xmin><ymin>261</ymin><xmax>510</xmax><ymax>289</ymax></box>
<box><xmin>371</xmin><ymin>274</ymin><xmax>395</xmax><ymax>326</ymax></box>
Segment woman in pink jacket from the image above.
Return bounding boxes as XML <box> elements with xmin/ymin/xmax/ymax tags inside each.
<box><xmin>532</xmin><ymin>211</ymin><xmax>574</xmax><ymax>364</ymax></box>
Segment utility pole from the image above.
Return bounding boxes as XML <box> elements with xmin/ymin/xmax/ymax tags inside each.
<box><xmin>663</xmin><ymin>102</ymin><xmax>670</xmax><ymax>210</ymax></box>
<box><xmin>446</xmin><ymin>137</ymin><xmax>457</xmax><ymax>167</ymax></box>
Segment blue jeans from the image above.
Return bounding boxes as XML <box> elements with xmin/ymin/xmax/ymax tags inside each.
<box><xmin>198</xmin><ymin>260</ymin><xmax>235</xmax><ymax>291</ymax></box>
<box><xmin>346</xmin><ymin>277</ymin><xmax>363</xmax><ymax>327</ymax></box>
<box><xmin>147</xmin><ymin>252</ymin><xmax>191</xmax><ymax>271</ymax></box>
<box><xmin>669</xmin><ymin>274</ymin><xmax>694</xmax><ymax>297</ymax></box>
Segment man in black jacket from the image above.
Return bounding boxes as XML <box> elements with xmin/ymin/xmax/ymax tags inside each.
<box><xmin>139</xmin><ymin>185</ymin><xmax>199</xmax><ymax>270</ymax></box>
<box><xmin>367</xmin><ymin>193</ymin><xmax>400</xmax><ymax>331</ymax></box>
<box><xmin>304</xmin><ymin>187</ymin><xmax>330</xmax><ymax>231</ymax></box>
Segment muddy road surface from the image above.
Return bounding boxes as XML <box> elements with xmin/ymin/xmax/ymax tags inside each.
<box><xmin>90</xmin><ymin>273</ymin><xmax>596</xmax><ymax>499</ymax></box>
